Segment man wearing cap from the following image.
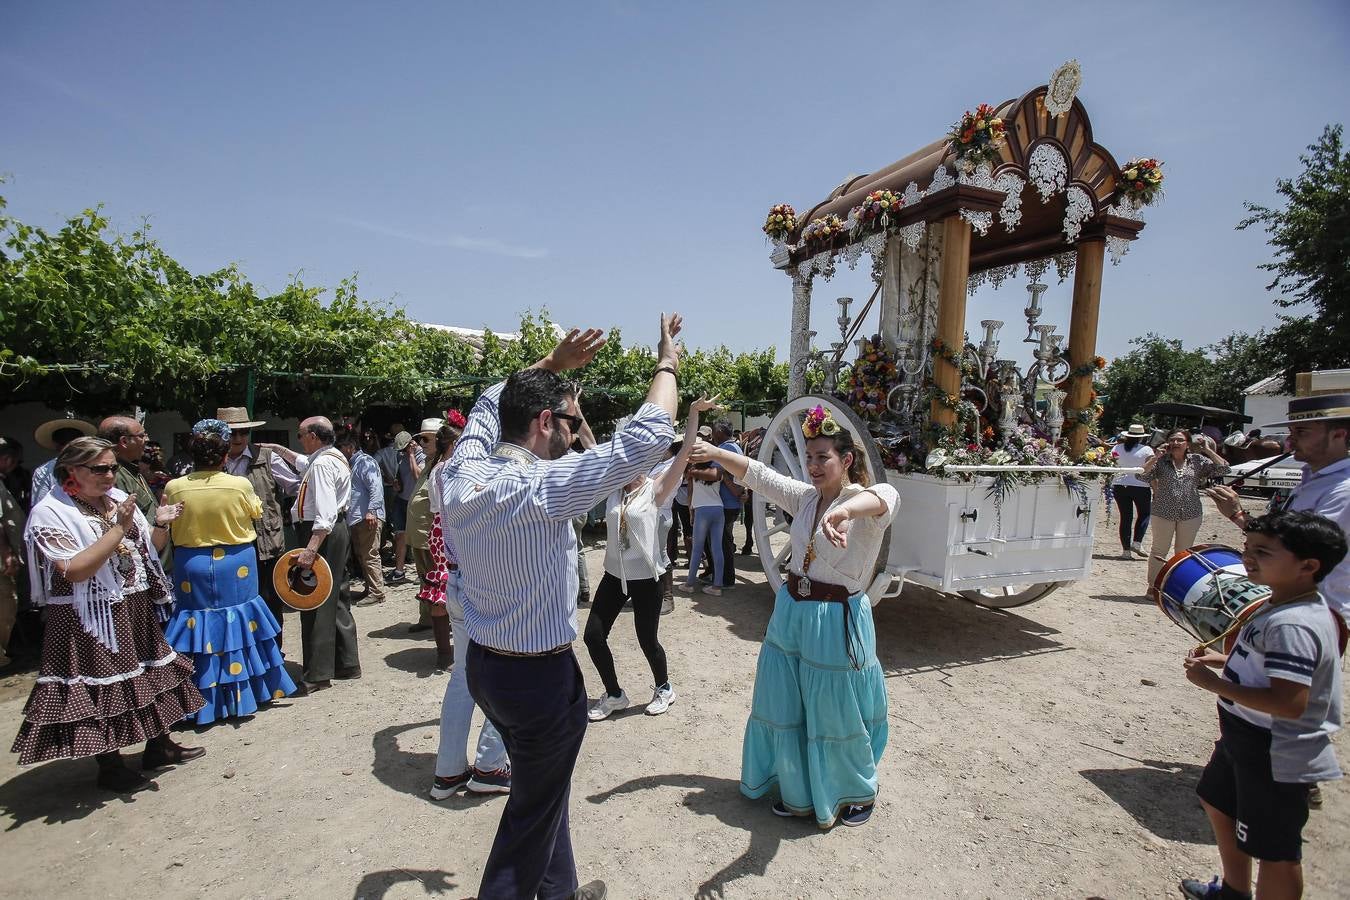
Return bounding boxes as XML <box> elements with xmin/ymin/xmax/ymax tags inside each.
<box><xmin>1211</xmin><ymin>393</ymin><xmax>1350</xmax><ymax>626</ymax></box>
<box><xmin>31</xmin><ymin>417</ymin><xmax>98</xmax><ymax>505</ymax></box>
<box><xmin>260</xmin><ymin>417</ymin><xmax>359</xmax><ymax>690</ymax></box>
<box><xmin>218</xmin><ymin>407</ymin><xmax>295</xmax><ymax>637</ymax></box>
<box><xmin>387</xmin><ymin>428</ymin><xmax>425</xmax><ymax>586</ymax></box>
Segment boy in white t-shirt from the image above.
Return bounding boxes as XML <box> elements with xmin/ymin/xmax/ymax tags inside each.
<box><xmin>1180</xmin><ymin>510</ymin><xmax>1346</xmax><ymax>900</ymax></box>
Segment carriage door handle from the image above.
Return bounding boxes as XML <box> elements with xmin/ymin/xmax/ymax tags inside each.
<box><xmin>1076</xmin><ymin>505</ymin><xmax>1090</xmax><ymax>518</ymax></box>
<box><xmin>960</xmin><ymin>509</ymin><xmax>978</xmax><ymax>522</ymax></box>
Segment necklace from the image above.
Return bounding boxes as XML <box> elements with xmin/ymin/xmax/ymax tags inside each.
<box><xmin>73</xmin><ymin>495</ymin><xmax>137</xmax><ymax>580</ymax></box>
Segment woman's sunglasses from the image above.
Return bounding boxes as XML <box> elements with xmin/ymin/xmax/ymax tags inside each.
<box><xmin>79</xmin><ymin>464</ymin><xmax>119</xmax><ymax>475</ymax></box>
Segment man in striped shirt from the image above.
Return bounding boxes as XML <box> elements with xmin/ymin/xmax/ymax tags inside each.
<box><xmin>442</xmin><ymin>314</ymin><xmax>682</xmax><ymax>900</ymax></box>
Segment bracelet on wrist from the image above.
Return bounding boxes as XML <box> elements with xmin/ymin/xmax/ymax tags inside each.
<box><xmin>654</xmin><ymin>365</ymin><xmax>678</xmax><ymax>378</ymax></box>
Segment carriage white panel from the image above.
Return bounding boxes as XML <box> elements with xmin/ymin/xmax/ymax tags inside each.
<box><xmin>882</xmin><ymin>472</ymin><xmax>1098</xmax><ymax>592</ymax></box>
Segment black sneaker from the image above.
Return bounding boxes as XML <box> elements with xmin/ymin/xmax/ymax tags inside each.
<box><xmin>97</xmin><ymin>765</ymin><xmax>155</xmax><ymax>793</ymax></box>
<box><xmin>384</xmin><ymin>570</ymin><xmax>410</xmax><ymax>586</ymax></box>
<box><xmin>838</xmin><ymin>804</ymin><xmax>874</xmax><ymax>827</ymax></box>
<box><xmin>772</xmin><ymin>801</ymin><xmax>807</xmax><ymax>818</ymax></box>
<box><xmin>428</xmin><ymin>771</ymin><xmax>470</xmax><ymax>800</ymax></box>
<box><xmin>573</xmin><ymin>881</ymin><xmax>607</xmax><ymax>900</ymax></box>
<box><xmin>1179</xmin><ymin>876</ymin><xmax>1246</xmax><ymax>900</ymax></box>
<box><xmin>467</xmin><ymin>765</ymin><xmax>511</xmax><ymax>794</ymax></box>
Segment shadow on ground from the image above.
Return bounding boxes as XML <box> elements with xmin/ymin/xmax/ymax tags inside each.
<box><xmin>366</xmin><ymin>622</ymin><xmax>434</xmax><ymax>642</ymax></box>
<box><xmin>872</xmin><ymin>584</ymin><xmax>1069</xmax><ymax>677</ymax></box>
<box><xmin>587</xmin><ymin>772</ymin><xmax>816</xmax><ymax>899</ymax></box>
<box><xmin>351</xmin><ymin>868</ymin><xmax>458</xmax><ymax>899</ymax></box>
<box><xmin>0</xmin><ymin>757</ymin><xmax>157</xmax><ymax>831</ymax></box>
<box><xmin>1080</xmin><ymin>758</ymin><xmax>1212</xmax><ymax>844</ymax></box>
<box><xmin>1092</xmin><ymin>592</ymin><xmax>1154</xmax><ymax>605</ymax></box>
<box><xmin>383</xmin><ymin>647</ymin><xmax>447</xmax><ymax>679</ymax></box>
<box><xmin>369</xmin><ymin>717</ymin><xmax>495</xmax><ymax>811</ymax></box>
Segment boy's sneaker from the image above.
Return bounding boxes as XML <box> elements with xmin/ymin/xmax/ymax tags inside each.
<box><xmin>660</xmin><ymin>597</ymin><xmax>674</xmax><ymax>615</ymax></box>
<box><xmin>428</xmin><ymin>771</ymin><xmax>470</xmax><ymax>800</ymax></box>
<box><xmin>588</xmin><ymin>691</ymin><xmax>630</xmax><ymax>721</ymax></box>
<box><xmin>384</xmin><ymin>569</ymin><xmax>409</xmax><ymax>585</ymax></box>
<box><xmin>675</xmin><ymin>582</ymin><xmax>694</xmax><ymax>594</ymax></box>
<box><xmin>838</xmin><ymin>804</ymin><xmax>874</xmax><ymax>827</ymax></box>
<box><xmin>467</xmin><ymin>766</ymin><xmax>511</xmax><ymax>794</ymax></box>
<box><xmin>1179</xmin><ymin>876</ymin><xmax>1249</xmax><ymax>899</ymax></box>
<box><xmin>1130</xmin><ymin>541</ymin><xmax>1144</xmax><ymax>555</ymax></box>
<box><xmin>645</xmin><ymin>684</ymin><xmax>676</xmax><ymax>715</ymax></box>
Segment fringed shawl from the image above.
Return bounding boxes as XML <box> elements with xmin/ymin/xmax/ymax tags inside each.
<box><xmin>24</xmin><ymin>486</ymin><xmax>171</xmax><ymax>653</ymax></box>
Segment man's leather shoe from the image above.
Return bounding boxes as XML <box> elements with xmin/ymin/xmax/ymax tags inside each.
<box><xmin>335</xmin><ymin>667</ymin><xmax>362</xmax><ymax>680</ymax></box>
<box><xmin>573</xmin><ymin>881</ymin><xmax>606</xmax><ymax>900</ymax></box>
<box><xmin>304</xmin><ymin>679</ymin><xmax>332</xmax><ymax>692</ymax></box>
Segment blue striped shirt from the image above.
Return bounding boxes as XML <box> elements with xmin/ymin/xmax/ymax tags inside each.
<box><xmin>441</xmin><ymin>381</ymin><xmax>674</xmax><ymax>652</ymax></box>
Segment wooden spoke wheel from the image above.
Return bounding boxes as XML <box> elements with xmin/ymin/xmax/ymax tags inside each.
<box><xmin>957</xmin><ymin>581</ymin><xmax>1066</xmax><ymax>609</ymax></box>
<box><xmin>751</xmin><ymin>395</ymin><xmax>891</xmax><ymax>597</ymax></box>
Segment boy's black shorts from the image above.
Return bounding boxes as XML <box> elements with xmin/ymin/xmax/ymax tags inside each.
<box><xmin>1196</xmin><ymin>709</ymin><xmax>1311</xmax><ymax>862</ymax></box>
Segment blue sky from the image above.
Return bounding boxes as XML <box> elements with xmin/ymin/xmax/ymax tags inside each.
<box><xmin>3</xmin><ymin>1</ymin><xmax>1347</xmax><ymax>370</ymax></box>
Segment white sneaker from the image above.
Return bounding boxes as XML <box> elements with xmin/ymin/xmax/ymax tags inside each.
<box><xmin>1130</xmin><ymin>541</ymin><xmax>1144</xmax><ymax>555</ymax></box>
<box><xmin>645</xmin><ymin>684</ymin><xmax>676</xmax><ymax>716</ymax></box>
<box><xmin>588</xmin><ymin>691</ymin><xmax>630</xmax><ymax>721</ymax></box>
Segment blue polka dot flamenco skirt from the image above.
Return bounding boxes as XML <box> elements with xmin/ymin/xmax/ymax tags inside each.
<box><xmin>162</xmin><ymin>543</ymin><xmax>296</xmax><ymax>724</ymax></box>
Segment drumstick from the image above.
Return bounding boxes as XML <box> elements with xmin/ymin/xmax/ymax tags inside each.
<box><xmin>1225</xmin><ymin>451</ymin><xmax>1293</xmax><ymax>488</ymax></box>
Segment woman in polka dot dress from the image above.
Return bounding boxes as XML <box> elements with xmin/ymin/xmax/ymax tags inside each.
<box><xmin>160</xmin><ymin>420</ymin><xmax>296</xmax><ymax>724</ymax></box>
<box><xmin>12</xmin><ymin>437</ymin><xmax>206</xmax><ymax>792</ymax></box>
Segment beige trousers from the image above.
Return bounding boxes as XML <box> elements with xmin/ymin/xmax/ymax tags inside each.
<box><xmin>350</xmin><ymin>520</ymin><xmax>387</xmax><ymax>604</ymax></box>
<box><xmin>1147</xmin><ymin>516</ymin><xmax>1203</xmax><ymax>589</ymax></box>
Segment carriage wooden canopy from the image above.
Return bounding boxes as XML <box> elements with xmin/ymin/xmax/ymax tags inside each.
<box><xmin>774</xmin><ymin>80</ymin><xmax>1151</xmax><ymax>457</ymax></box>
<box><xmin>783</xmin><ymin>84</ymin><xmax>1145</xmax><ymax>272</ymax></box>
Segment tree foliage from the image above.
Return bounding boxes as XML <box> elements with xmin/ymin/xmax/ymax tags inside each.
<box><xmin>1238</xmin><ymin>124</ymin><xmax>1350</xmax><ymax>386</ymax></box>
<box><xmin>0</xmin><ymin>194</ymin><xmax>787</xmax><ymax>431</ymax></box>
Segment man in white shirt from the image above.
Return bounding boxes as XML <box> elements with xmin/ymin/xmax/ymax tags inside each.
<box><xmin>262</xmin><ymin>417</ymin><xmax>359</xmax><ymax>690</ymax></box>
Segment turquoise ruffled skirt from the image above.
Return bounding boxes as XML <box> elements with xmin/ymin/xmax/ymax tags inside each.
<box><xmin>740</xmin><ymin>584</ymin><xmax>889</xmax><ymax>826</ymax></box>
<box><xmin>162</xmin><ymin>543</ymin><xmax>296</xmax><ymax>724</ymax></box>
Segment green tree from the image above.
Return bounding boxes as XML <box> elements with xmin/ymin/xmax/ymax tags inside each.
<box><xmin>1100</xmin><ymin>334</ymin><xmax>1215</xmax><ymax>433</ymax></box>
<box><xmin>1204</xmin><ymin>330</ymin><xmax>1271</xmax><ymax>413</ymax></box>
<box><xmin>1238</xmin><ymin>124</ymin><xmax>1350</xmax><ymax>386</ymax></box>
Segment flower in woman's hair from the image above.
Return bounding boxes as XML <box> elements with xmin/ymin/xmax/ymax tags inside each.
<box><xmin>820</xmin><ymin>416</ymin><xmax>840</xmax><ymax>436</ymax></box>
<box><xmin>446</xmin><ymin>409</ymin><xmax>467</xmax><ymax>429</ymax></box>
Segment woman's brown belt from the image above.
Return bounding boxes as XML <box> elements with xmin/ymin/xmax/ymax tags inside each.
<box><xmin>786</xmin><ymin>572</ymin><xmax>851</xmax><ymax>602</ymax></box>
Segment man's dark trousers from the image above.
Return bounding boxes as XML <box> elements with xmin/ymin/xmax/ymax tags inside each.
<box><xmin>467</xmin><ymin>641</ymin><xmax>587</xmax><ymax>899</ymax></box>
<box><xmin>721</xmin><ymin>507</ymin><xmax>740</xmax><ymax>586</ymax></box>
<box><xmin>296</xmin><ymin>518</ymin><xmax>359</xmax><ymax>682</ymax></box>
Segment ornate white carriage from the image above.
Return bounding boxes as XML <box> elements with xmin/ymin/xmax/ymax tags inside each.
<box><xmin>754</xmin><ymin>70</ymin><xmax>1152</xmax><ymax>608</ymax></box>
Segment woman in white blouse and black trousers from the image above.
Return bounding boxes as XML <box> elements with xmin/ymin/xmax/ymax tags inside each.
<box><xmin>584</xmin><ymin>397</ymin><xmax>716</xmax><ymax>721</ymax></box>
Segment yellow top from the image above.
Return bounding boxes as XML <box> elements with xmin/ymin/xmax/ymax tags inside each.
<box><xmin>162</xmin><ymin>471</ymin><xmax>263</xmax><ymax>548</ymax></box>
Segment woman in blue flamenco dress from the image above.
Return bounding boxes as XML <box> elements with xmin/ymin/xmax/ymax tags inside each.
<box><xmin>690</xmin><ymin>405</ymin><xmax>898</xmax><ymax>828</ymax></box>
<box><xmin>161</xmin><ymin>419</ymin><xmax>295</xmax><ymax>723</ymax></box>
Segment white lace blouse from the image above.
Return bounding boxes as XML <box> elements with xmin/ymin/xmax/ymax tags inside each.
<box><xmin>738</xmin><ymin>459</ymin><xmax>899</xmax><ymax>595</ymax></box>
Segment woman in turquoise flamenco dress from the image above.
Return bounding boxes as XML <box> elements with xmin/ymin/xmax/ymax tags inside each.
<box><xmin>690</xmin><ymin>405</ymin><xmax>898</xmax><ymax>828</ymax></box>
<box><xmin>161</xmin><ymin>419</ymin><xmax>296</xmax><ymax>723</ymax></box>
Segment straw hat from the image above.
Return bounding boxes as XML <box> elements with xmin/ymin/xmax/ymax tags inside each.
<box><xmin>417</xmin><ymin>418</ymin><xmax>446</xmax><ymax>436</ymax></box>
<box><xmin>215</xmin><ymin>406</ymin><xmax>267</xmax><ymax>429</ymax></box>
<box><xmin>1261</xmin><ymin>393</ymin><xmax>1350</xmax><ymax>428</ymax></box>
<box><xmin>34</xmin><ymin>417</ymin><xmax>97</xmax><ymax>450</ymax></box>
<box><xmin>1118</xmin><ymin>423</ymin><xmax>1149</xmax><ymax>440</ymax></box>
<box><xmin>272</xmin><ymin>549</ymin><xmax>333</xmax><ymax>611</ymax></box>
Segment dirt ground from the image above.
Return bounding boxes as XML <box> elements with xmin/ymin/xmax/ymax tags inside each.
<box><xmin>1</xmin><ymin>499</ymin><xmax>1347</xmax><ymax>899</ymax></box>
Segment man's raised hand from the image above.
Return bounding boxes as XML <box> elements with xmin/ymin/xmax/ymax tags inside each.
<box><xmin>540</xmin><ymin>328</ymin><xmax>607</xmax><ymax>373</ymax></box>
<box><xmin>657</xmin><ymin>313</ymin><xmax>683</xmax><ymax>368</ymax></box>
